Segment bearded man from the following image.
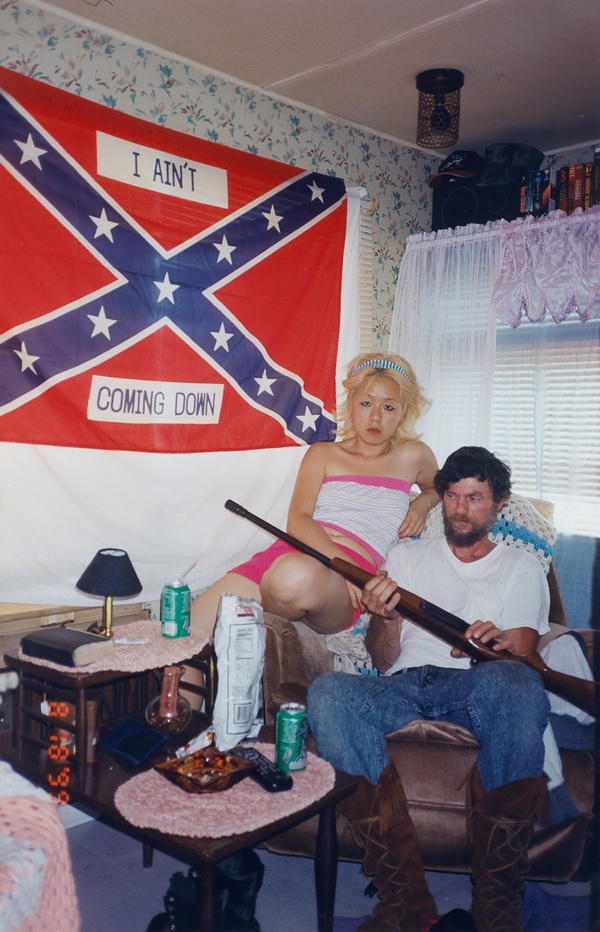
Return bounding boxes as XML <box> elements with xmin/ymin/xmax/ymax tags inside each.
<box><xmin>308</xmin><ymin>447</ymin><xmax>551</xmax><ymax>932</ymax></box>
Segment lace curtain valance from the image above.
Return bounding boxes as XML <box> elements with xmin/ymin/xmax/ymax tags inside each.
<box><xmin>491</xmin><ymin>205</ymin><xmax>600</xmax><ymax>327</ymax></box>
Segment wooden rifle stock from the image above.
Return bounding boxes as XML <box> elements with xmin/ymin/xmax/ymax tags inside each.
<box><xmin>225</xmin><ymin>499</ymin><xmax>598</xmax><ymax>718</ymax></box>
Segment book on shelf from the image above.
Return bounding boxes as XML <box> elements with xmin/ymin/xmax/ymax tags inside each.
<box><xmin>20</xmin><ymin>626</ymin><xmax>114</xmax><ymax>666</ymax></box>
<box><xmin>583</xmin><ymin>162</ymin><xmax>593</xmax><ymax>209</ymax></box>
<box><xmin>520</xmin><ymin>172</ymin><xmax>534</xmax><ymax>215</ymax></box>
<box><xmin>594</xmin><ymin>148</ymin><xmax>600</xmax><ymax>206</ymax></box>
<box><xmin>533</xmin><ymin>169</ymin><xmax>550</xmax><ymax>217</ymax></box>
<box><xmin>556</xmin><ymin>165</ymin><xmax>569</xmax><ymax>213</ymax></box>
<box><xmin>554</xmin><ymin>161</ymin><xmax>597</xmax><ymax>215</ymax></box>
<box><xmin>568</xmin><ymin>163</ymin><xmax>584</xmax><ymax>213</ymax></box>
<box><xmin>519</xmin><ymin>169</ymin><xmax>550</xmax><ymax>218</ymax></box>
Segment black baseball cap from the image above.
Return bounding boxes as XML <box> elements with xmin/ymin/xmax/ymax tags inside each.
<box><xmin>428</xmin><ymin>150</ymin><xmax>485</xmax><ymax>188</ymax></box>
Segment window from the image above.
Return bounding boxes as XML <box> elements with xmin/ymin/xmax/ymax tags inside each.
<box><xmin>390</xmin><ymin>212</ymin><xmax>600</xmax><ymax>538</ymax></box>
<box><xmin>491</xmin><ymin>314</ymin><xmax>600</xmax><ymax>536</ymax></box>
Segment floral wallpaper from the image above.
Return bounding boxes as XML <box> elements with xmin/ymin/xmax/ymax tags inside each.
<box><xmin>546</xmin><ymin>144</ymin><xmax>599</xmax><ymax>177</ymax></box>
<box><xmin>0</xmin><ymin>0</ymin><xmax>440</xmax><ymax>350</ymax></box>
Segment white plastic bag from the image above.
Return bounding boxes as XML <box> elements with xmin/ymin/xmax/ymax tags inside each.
<box><xmin>212</xmin><ymin>593</ymin><xmax>266</xmax><ymax>751</ymax></box>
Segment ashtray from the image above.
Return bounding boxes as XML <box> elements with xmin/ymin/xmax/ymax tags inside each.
<box><xmin>154</xmin><ymin>745</ymin><xmax>257</xmax><ymax>794</ymax></box>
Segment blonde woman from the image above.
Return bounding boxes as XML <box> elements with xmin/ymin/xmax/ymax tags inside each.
<box><xmin>191</xmin><ymin>353</ymin><xmax>439</xmax><ymax>638</ymax></box>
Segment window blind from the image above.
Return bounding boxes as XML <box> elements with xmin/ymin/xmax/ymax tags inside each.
<box><xmin>491</xmin><ymin>315</ymin><xmax>600</xmax><ymax>536</ymax></box>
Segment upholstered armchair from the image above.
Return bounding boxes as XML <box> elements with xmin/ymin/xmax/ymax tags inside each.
<box><xmin>258</xmin><ymin>496</ymin><xmax>597</xmax><ymax>883</ymax></box>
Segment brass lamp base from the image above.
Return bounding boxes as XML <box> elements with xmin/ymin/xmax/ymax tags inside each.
<box><xmin>87</xmin><ymin>595</ymin><xmax>114</xmax><ymax>639</ymax></box>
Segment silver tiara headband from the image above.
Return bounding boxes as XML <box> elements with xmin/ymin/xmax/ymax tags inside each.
<box><xmin>349</xmin><ymin>358</ymin><xmax>412</xmax><ymax>385</ymax></box>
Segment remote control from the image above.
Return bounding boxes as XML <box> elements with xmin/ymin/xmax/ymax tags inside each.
<box><xmin>233</xmin><ymin>744</ymin><xmax>293</xmax><ymax>792</ymax></box>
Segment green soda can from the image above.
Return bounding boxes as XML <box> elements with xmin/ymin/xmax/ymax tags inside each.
<box><xmin>275</xmin><ymin>702</ymin><xmax>307</xmax><ymax>772</ymax></box>
<box><xmin>160</xmin><ymin>578</ymin><xmax>190</xmax><ymax>638</ymax></box>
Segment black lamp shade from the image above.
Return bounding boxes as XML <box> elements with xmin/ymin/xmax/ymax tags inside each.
<box><xmin>76</xmin><ymin>548</ymin><xmax>142</xmax><ymax>598</ymax></box>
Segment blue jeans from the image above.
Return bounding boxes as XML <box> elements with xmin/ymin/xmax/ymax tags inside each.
<box><xmin>307</xmin><ymin>662</ymin><xmax>550</xmax><ymax>791</ymax></box>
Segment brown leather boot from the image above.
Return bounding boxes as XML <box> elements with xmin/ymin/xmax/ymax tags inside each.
<box><xmin>467</xmin><ymin>767</ymin><xmax>548</xmax><ymax>932</ymax></box>
<box><xmin>340</xmin><ymin>763</ymin><xmax>438</xmax><ymax>932</ymax></box>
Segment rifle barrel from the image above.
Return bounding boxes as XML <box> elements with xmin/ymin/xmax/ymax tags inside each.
<box><xmin>225</xmin><ymin>500</ymin><xmax>598</xmax><ymax>717</ymax></box>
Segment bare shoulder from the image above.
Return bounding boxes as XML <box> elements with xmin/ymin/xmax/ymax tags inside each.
<box><xmin>297</xmin><ymin>441</ymin><xmax>344</xmax><ymax>478</ymax></box>
<box><xmin>301</xmin><ymin>441</ymin><xmax>336</xmax><ymax>467</ymax></box>
<box><xmin>393</xmin><ymin>438</ymin><xmax>437</xmax><ymax>467</ymax></box>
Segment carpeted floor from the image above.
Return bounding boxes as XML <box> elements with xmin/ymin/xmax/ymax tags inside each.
<box><xmin>63</xmin><ymin>806</ymin><xmax>594</xmax><ymax>931</ymax></box>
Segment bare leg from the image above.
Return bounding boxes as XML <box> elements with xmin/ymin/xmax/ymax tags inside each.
<box><xmin>189</xmin><ymin>572</ymin><xmax>262</xmax><ymax>641</ymax></box>
<box><xmin>260</xmin><ymin>554</ymin><xmax>355</xmax><ymax>635</ymax></box>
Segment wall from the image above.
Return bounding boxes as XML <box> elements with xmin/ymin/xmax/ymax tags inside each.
<box><xmin>0</xmin><ymin>0</ymin><xmax>439</xmax><ymax>350</ymax></box>
<box><xmin>547</xmin><ymin>143</ymin><xmax>599</xmax><ymax>178</ymax></box>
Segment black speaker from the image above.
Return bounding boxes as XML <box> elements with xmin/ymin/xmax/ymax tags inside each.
<box><xmin>432</xmin><ymin>178</ymin><xmax>522</xmax><ymax>231</ymax></box>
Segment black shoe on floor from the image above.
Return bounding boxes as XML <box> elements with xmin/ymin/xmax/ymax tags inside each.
<box><xmin>429</xmin><ymin>908</ymin><xmax>477</xmax><ymax>931</ymax></box>
<box><xmin>146</xmin><ymin>848</ymin><xmax>264</xmax><ymax>932</ymax></box>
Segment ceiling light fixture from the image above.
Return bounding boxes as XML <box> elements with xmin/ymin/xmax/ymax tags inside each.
<box><xmin>416</xmin><ymin>69</ymin><xmax>464</xmax><ymax>149</ymax></box>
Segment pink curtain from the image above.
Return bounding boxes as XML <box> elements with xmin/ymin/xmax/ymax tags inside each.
<box><xmin>491</xmin><ymin>206</ymin><xmax>600</xmax><ymax>327</ymax></box>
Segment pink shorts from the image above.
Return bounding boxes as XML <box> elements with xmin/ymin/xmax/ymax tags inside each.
<box><xmin>230</xmin><ymin>539</ymin><xmax>375</xmax><ymax>627</ymax></box>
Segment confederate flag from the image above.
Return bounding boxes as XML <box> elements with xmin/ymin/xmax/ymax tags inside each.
<box><xmin>0</xmin><ymin>68</ymin><xmax>359</xmax><ymax>602</ymax></box>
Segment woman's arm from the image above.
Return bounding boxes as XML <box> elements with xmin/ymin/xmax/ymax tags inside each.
<box><xmin>398</xmin><ymin>442</ymin><xmax>440</xmax><ymax>538</ymax></box>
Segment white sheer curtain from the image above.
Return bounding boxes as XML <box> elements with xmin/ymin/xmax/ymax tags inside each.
<box><xmin>390</xmin><ymin>221</ymin><xmax>504</xmax><ymax>465</ymax></box>
<box><xmin>390</xmin><ymin>208</ymin><xmax>600</xmax><ymax>535</ymax></box>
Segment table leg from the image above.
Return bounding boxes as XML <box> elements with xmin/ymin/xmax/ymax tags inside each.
<box><xmin>14</xmin><ymin>675</ymin><xmax>24</xmax><ymax>755</ymax></box>
<box><xmin>75</xmin><ymin>687</ymin><xmax>87</xmax><ymax>780</ymax></box>
<box><xmin>197</xmin><ymin>859</ymin><xmax>219</xmax><ymax>930</ymax></box>
<box><xmin>142</xmin><ymin>836</ymin><xmax>154</xmax><ymax>868</ymax></box>
<box><xmin>315</xmin><ymin>801</ymin><xmax>338</xmax><ymax>932</ymax></box>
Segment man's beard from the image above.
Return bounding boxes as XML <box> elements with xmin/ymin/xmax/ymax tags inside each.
<box><xmin>443</xmin><ymin>503</ymin><xmax>498</xmax><ymax>548</ymax></box>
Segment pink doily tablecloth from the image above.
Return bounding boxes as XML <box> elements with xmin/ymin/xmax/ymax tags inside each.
<box><xmin>18</xmin><ymin>619</ymin><xmax>210</xmax><ymax>674</ymax></box>
<box><xmin>114</xmin><ymin>743</ymin><xmax>335</xmax><ymax>838</ymax></box>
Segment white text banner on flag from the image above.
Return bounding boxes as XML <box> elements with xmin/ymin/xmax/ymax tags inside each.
<box><xmin>87</xmin><ymin>376</ymin><xmax>223</xmax><ymax>424</ymax></box>
<box><xmin>96</xmin><ymin>131</ymin><xmax>229</xmax><ymax>207</ymax></box>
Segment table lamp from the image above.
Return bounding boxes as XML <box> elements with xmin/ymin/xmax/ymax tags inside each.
<box><xmin>76</xmin><ymin>548</ymin><xmax>142</xmax><ymax>638</ymax></box>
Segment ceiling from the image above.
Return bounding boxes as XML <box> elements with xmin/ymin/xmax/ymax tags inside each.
<box><xmin>43</xmin><ymin>0</ymin><xmax>600</xmax><ymax>155</ymax></box>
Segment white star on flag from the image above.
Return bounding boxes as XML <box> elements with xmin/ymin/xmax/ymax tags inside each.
<box><xmin>308</xmin><ymin>180</ymin><xmax>325</xmax><ymax>202</ymax></box>
<box><xmin>14</xmin><ymin>341</ymin><xmax>40</xmax><ymax>374</ymax></box>
<box><xmin>296</xmin><ymin>406</ymin><xmax>319</xmax><ymax>432</ymax></box>
<box><xmin>211</xmin><ymin>323</ymin><xmax>234</xmax><ymax>351</ymax></box>
<box><xmin>154</xmin><ymin>272</ymin><xmax>180</xmax><ymax>304</ymax></box>
<box><xmin>255</xmin><ymin>369</ymin><xmax>276</xmax><ymax>396</ymax></box>
<box><xmin>214</xmin><ymin>235</ymin><xmax>237</xmax><ymax>264</ymax></box>
<box><xmin>90</xmin><ymin>208</ymin><xmax>119</xmax><ymax>242</ymax></box>
<box><xmin>262</xmin><ymin>204</ymin><xmax>283</xmax><ymax>232</ymax></box>
<box><xmin>15</xmin><ymin>133</ymin><xmax>47</xmax><ymax>169</ymax></box>
<box><xmin>88</xmin><ymin>305</ymin><xmax>117</xmax><ymax>339</ymax></box>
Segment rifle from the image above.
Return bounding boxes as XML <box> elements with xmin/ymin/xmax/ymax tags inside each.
<box><xmin>225</xmin><ymin>499</ymin><xmax>598</xmax><ymax>718</ymax></box>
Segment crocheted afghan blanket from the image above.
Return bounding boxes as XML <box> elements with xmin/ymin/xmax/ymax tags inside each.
<box><xmin>325</xmin><ymin>493</ymin><xmax>557</xmax><ymax>676</ymax></box>
<box><xmin>0</xmin><ymin>764</ymin><xmax>80</xmax><ymax>931</ymax></box>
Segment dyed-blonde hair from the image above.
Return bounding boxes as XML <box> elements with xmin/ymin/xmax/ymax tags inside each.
<box><xmin>336</xmin><ymin>352</ymin><xmax>430</xmax><ymax>441</ymax></box>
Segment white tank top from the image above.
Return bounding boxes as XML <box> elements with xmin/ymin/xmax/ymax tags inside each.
<box><xmin>313</xmin><ymin>475</ymin><xmax>411</xmax><ymax>566</ymax></box>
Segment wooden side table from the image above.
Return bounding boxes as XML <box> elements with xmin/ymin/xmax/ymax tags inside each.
<box><xmin>3</xmin><ymin>646</ymin><xmax>215</xmax><ymax>780</ymax></box>
<box><xmin>6</xmin><ymin>737</ymin><xmax>357</xmax><ymax>932</ymax></box>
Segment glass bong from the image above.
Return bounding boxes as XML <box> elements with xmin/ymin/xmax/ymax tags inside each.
<box><xmin>145</xmin><ymin>664</ymin><xmax>192</xmax><ymax>736</ymax></box>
